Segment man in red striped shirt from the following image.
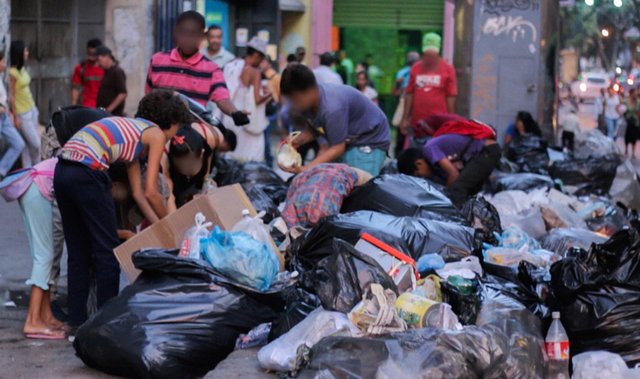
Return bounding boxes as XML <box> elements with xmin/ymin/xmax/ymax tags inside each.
<box><xmin>146</xmin><ymin>11</ymin><xmax>249</xmax><ymax>126</ymax></box>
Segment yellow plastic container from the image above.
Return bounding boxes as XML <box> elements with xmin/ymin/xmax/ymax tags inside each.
<box><xmin>395</xmin><ymin>292</ymin><xmax>439</xmax><ymax>328</ymax></box>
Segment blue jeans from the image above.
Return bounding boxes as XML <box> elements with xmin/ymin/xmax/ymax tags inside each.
<box><xmin>605</xmin><ymin>117</ymin><xmax>619</xmax><ymax>139</ymax></box>
<box><xmin>342</xmin><ymin>147</ymin><xmax>387</xmax><ymax>176</ymax></box>
<box><xmin>0</xmin><ymin>112</ymin><xmax>25</xmax><ymax>176</ymax></box>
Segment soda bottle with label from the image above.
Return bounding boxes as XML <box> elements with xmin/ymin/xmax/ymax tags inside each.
<box><xmin>545</xmin><ymin>311</ymin><xmax>570</xmax><ymax>379</ymax></box>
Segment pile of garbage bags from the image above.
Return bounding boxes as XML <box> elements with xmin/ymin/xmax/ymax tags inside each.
<box><xmin>72</xmin><ymin>126</ymin><xmax>640</xmax><ymax>378</ymax></box>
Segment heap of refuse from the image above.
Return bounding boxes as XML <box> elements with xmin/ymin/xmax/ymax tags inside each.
<box><xmin>72</xmin><ymin>129</ymin><xmax>640</xmax><ymax>379</ymax></box>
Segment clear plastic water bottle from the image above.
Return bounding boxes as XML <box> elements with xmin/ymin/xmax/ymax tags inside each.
<box><xmin>546</xmin><ymin>311</ymin><xmax>570</xmax><ymax>379</ymax></box>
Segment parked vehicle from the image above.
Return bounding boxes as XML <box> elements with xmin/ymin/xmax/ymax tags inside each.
<box><xmin>571</xmin><ymin>72</ymin><xmax>610</xmax><ymax>102</ymax></box>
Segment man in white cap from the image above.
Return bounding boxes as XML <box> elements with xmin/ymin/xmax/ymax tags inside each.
<box><xmin>400</xmin><ymin>32</ymin><xmax>457</xmax><ymax>147</ymax></box>
<box><xmin>222</xmin><ymin>36</ymin><xmax>273</xmax><ymax>162</ymax></box>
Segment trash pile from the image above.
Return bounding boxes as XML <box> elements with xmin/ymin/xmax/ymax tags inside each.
<box><xmin>72</xmin><ymin>129</ymin><xmax>640</xmax><ymax>378</ymax></box>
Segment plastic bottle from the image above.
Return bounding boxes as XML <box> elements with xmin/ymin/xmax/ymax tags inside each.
<box><xmin>546</xmin><ymin>311</ymin><xmax>570</xmax><ymax>379</ymax></box>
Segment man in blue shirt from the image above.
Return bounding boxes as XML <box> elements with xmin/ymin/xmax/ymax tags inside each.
<box><xmin>279</xmin><ymin>64</ymin><xmax>390</xmax><ymax>176</ymax></box>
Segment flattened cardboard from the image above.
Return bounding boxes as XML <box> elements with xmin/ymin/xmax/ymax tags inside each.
<box><xmin>114</xmin><ymin>184</ymin><xmax>283</xmax><ymax>283</ymax></box>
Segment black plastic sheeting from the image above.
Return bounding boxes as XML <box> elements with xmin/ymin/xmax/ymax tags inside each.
<box><xmin>243</xmin><ymin>186</ymin><xmax>279</xmax><ymax>223</ymax></box>
<box><xmin>461</xmin><ymin>197</ymin><xmax>502</xmax><ymax>245</ymax></box>
<box><xmin>268</xmin><ymin>288</ymin><xmax>322</xmax><ymax>342</ymax></box>
<box><xmin>488</xmin><ymin>172</ymin><xmax>554</xmax><ymax>193</ymax></box>
<box><xmin>302</xmin><ymin>238</ymin><xmax>398</xmax><ymax>313</ymax></box>
<box><xmin>550</xmin><ymin>227</ymin><xmax>640</xmax><ymax>366</ymax></box>
<box><xmin>299</xmin><ymin>288</ymin><xmax>545</xmax><ymax>378</ymax></box>
<box><xmin>539</xmin><ymin>227</ymin><xmax>607</xmax><ymax>256</ymax></box>
<box><xmin>74</xmin><ymin>249</ymin><xmax>280</xmax><ymax>379</ymax></box>
<box><xmin>341</xmin><ymin>174</ymin><xmax>465</xmax><ymax>222</ymax></box>
<box><xmin>549</xmin><ymin>156</ymin><xmax>620</xmax><ymax>196</ymax></box>
<box><xmin>214</xmin><ymin>158</ymin><xmax>288</xmax><ymax>205</ymax></box>
<box><xmin>505</xmin><ymin>135</ymin><xmax>549</xmax><ymax>175</ymax></box>
<box><xmin>291</xmin><ymin>211</ymin><xmax>476</xmax><ymax>268</ymax></box>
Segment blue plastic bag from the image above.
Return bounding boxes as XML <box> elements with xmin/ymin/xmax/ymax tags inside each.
<box><xmin>202</xmin><ymin>226</ymin><xmax>279</xmax><ymax>292</ymax></box>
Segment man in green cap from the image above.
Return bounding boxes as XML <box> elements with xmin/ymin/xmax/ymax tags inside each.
<box><xmin>400</xmin><ymin>32</ymin><xmax>457</xmax><ymax>146</ymax></box>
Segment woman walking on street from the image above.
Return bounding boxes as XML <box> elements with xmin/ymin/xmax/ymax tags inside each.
<box><xmin>603</xmin><ymin>86</ymin><xmax>621</xmax><ymax>140</ymax></box>
<box><xmin>624</xmin><ymin>88</ymin><xmax>640</xmax><ymax>158</ymax></box>
<box><xmin>9</xmin><ymin>41</ymin><xmax>40</xmax><ymax>167</ymax></box>
<box><xmin>0</xmin><ymin>51</ymin><xmax>25</xmax><ymax>179</ymax></box>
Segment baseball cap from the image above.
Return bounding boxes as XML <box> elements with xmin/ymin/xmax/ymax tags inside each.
<box><xmin>422</xmin><ymin>32</ymin><xmax>442</xmax><ymax>53</ymax></box>
<box><xmin>247</xmin><ymin>36</ymin><xmax>267</xmax><ymax>56</ymax></box>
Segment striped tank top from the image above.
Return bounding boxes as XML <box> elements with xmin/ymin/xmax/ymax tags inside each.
<box><xmin>59</xmin><ymin>117</ymin><xmax>156</xmax><ymax>170</ymax></box>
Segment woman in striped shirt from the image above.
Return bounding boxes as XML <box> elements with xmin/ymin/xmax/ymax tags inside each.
<box><xmin>54</xmin><ymin>90</ymin><xmax>191</xmax><ymax>329</ymax></box>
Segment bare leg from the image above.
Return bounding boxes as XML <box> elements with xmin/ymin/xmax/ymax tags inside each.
<box><xmin>23</xmin><ymin>286</ymin><xmax>64</xmax><ymax>337</ymax></box>
<box><xmin>39</xmin><ymin>290</ymin><xmax>67</xmax><ymax>331</ymax></box>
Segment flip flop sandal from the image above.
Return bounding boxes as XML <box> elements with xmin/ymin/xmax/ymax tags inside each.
<box><xmin>24</xmin><ymin>329</ymin><xmax>66</xmax><ymax>340</ymax></box>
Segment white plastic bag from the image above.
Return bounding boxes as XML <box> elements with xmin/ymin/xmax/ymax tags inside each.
<box><xmin>257</xmin><ymin>308</ymin><xmax>362</xmax><ymax>372</ymax></box>
<box><xmin>231</xmin><ymin>209</ymin><xmax>275</xmax><ymax>254</ymax></box>
<box><xmin>572</xmin><ymin>351</ymin><xmax>630</xmax><ymax>379</ymax></box>
<box><xmin>276</xmin><ymin>131</ymin><xmax>302</xmax><ymax>168</ymax></box>
<box><xmin>178</xmin><ymin>212</ymin><xmax>212</xmax><ymax>259</ymax></box>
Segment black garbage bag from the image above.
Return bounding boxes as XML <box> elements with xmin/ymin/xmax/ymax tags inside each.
<box><xmin>540</xmin><ymin>227</ymin><xmax>607</xmax><ymax>256</ymax></box>
<box><xmin>550</xmin><ymin>228</ymin><xmax>640</xmax><ymax>366</ymax></box>
<box><xmin>549</xmin><ymin>156</ymin><xmax>620</xmax><ymax>195</ymax></box>
<box><xmin>302</xmin><ymin>238</ymin><xmax>397</xmax><ymax>312</ymax></box>
<box><xmin>505</xmin><ymin>135</ymin><xmax>549</xmax><ymax>174</ymax></box>
<box><xmin>341</xmin><ymin>174</ymin><xmax>465</xmax><ymax>222</ymax></box>
<box><xmin>299</xmin><ymin>287</ymin><xmax>544</xmax><ymax>378</ymax></box>
<box><xmin>489</xmin><ymin>172</ymin><xmax>554</xmax><ymax>193</ymax></box>
<box><xmin>242</xmin><ymin>185</ymin><xmax>279</xmax><ymax>223</ymax></box>
<box><xmin>483</xmin><ymin>261</ymin><xmax>551</xmax><ymax>320</ymax></box>
<box><xmin>496</xmin><ymin>157</ymin><xmax>520</xmax><ymax>173</ymax></box>
<box><xmin>584</xmin><ymin>203</ymin><xmax>628</xmax><ymax>237</ymax></box>
<box><xmin>441</xmin><ymin>280</ymin><xmax>481</xmax><ymax>325</ymax></box>
<box><xmin>461</xmin><ymin>197</ymin><xmax>502</xmax><ymax>245</ymax></box>
<box><xmin>74</xmin><ymin>249</ymin><xmax>280</xmax><ymax>379</ymax></box>
<box><xmin>214</xmin><ymin>158</ymin><xmax>288</xmax><ymax>204</ymax></box>
<box><xmin>291</xmin><ymin>211</ymin><xmax>475</xmax><ymax>268</ymax></box>
<box><xmin>268</xmin><ymin>288</ymin><xmax>322</xmax><ymax>342</ymax></box>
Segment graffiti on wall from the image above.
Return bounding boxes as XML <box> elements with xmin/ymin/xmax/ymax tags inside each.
<box><xmin>482</xmin><ymin>15</ymin><xmax>537</xmax><ymax>53</ymax></box>
<box><xmin>483</xmin><ymin>0</ymin><xmax>539</xmax><ymax>15</ymax></box>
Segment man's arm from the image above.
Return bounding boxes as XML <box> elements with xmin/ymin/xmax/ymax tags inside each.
<box><xmin>215</xmin><ymin>98</ymin><xmax>239</xmax><ymax>116</ymax></box>
<box><xmin>438</xmin><ymin>157</ymin><xmax>460</xmax><ymax>187</ymax></box>
<box><xmin>71</xmin><ymin>64</ymin><xmax>82</xmax><ymax>105</ymax></box>
<box><xmin>307</xmin><ymin>142</ymin><xmax>346</xmax><ymax>168</ymax></box>
<box><xmin>446</xmin><ymin>96</ymin><xmax>456</xmax><ymax>113</ymax></box>
<box><xmin>106</xmin><ymin>93</ymin><xmax>127</xmax><ymax>113</ymax></box>
<box><xmin>71</xmin><ymin>88</ymin><xmax>81</xmax><ymax>106</ymax></box>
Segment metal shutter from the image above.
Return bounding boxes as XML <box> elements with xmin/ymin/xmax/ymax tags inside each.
<box><xmin>333</xmin><ymin>0</ymin><xmax>444</xmax><ymax>29</ymax></box>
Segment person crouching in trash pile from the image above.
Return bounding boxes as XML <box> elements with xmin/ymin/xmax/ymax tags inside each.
<box><xmin>278</xmin><ymin>64</ymin><xmax>390</xmax><ymax>176</ymax></box>
<box><xmin>162</xmin><ymin>121</ymin><xmax>236</xmax><ymax>208</ymax></box>
<box><xmin>397</xmin><ymin>117</ymin><xmax>501</xmax><ymax>208</ymax></box>
<box><xmin>54</xmin><ymin>90</ymin><xmax>192</xmax><ymax>331</ymax></box>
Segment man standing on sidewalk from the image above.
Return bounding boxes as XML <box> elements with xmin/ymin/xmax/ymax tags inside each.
<box><xmin>146</xmin><ymin>11</ymin><xmax>249</xmax><ymax>127</ymax></box>
<box><xmin>71</xmin><ymin>38</ymin><xmax>104</xmax><ymax>108</ymax></box>
<box><xmin>400</xmin><ymin>33</ymin><xmax>457</xmax><ymax>147</ymax></box>
<box><xmin>201</xmin><ymin>24</ymin><xmax>235</xmax><ymax>69</ymax></box>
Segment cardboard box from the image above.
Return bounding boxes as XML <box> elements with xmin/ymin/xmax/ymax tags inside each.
<box><xmin>114</xmin><ymin>184</ymin><xmax>283</xmax><ymax>283</ymax></box>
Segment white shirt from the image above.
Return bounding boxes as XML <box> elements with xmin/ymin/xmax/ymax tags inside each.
<box><xmin>562</xmin><ymin>112</ymin><xmax>581</xmax><ymax>134</ymax></box>
<box><xmin>200</xmin><ymin>46</ymin><xmax>235</xmax><ymax>69</ymax></box>
<box><xmin>312</xmin><ymin>66</ymin><xmax>344</xmax><ymax>85</ymax></box>
<box><xmin>604</xmin><ymin>93</ymin><xmax>621</xmax><ymax>120</ymax></box>
<box><xmin>360</xmin><ymin>86</ymin><xmax>378</xmax><ymax>102</ymax></box>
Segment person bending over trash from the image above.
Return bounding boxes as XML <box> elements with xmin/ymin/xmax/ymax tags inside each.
<box><xmin>278</xmin><ymin>64</ymin><xmax>390</xmax><ymax>176</ymax></box>
<box><xmin>397</xmin><ymin>118</ymin><xmax>500</xmax><ymax>208</ymax></box>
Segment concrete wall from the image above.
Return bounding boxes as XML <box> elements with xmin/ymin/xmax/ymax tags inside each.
<box><xmin>310</xmin><ymin>0</ymin><xmax>332</xmax><ymax>68</ymax></box>
<box><xmin>280</xmin><ymin>0</ymin><xmax>312</xmax><ymax>66</ymax></box>
<box><xmin>0</xmin><ymin>0</ymin><xmax>9</xmax><ymax>68</ymax></box>
<box><xmin>104</xmin><ymin>0</ymin><xmax>155</xmax><ymax>116</ymax></box>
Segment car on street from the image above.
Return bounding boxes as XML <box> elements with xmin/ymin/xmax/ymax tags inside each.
<box><xmin>572</xmin><ymin>72</ymin><xmax>610</xmax><ymax>102</ymax></box>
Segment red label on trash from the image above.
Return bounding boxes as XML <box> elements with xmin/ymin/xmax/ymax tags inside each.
<box><xmin>545</xmin><ymin>341</ymin><xmax>569</xmax><ymax>360</ymax></box>
<box><xmin>178</xmin><ymin>239</ymin><xmax>191</xmax><ymax>257</ymax></box>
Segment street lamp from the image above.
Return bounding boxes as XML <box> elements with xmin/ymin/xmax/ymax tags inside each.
<box><xmin>585</xmin><ymin>0</ymin><xmax>594</xmax><ymax>5</ymax></box>
<box><xmin>602</xmin><ymin>29</ymin><xmax>610</xmax><ymax>37</ymax></box>
<box><xmin>613</xmin><ymin>0</ymin><xmax>623</xmax><ymax>7</ymax></box>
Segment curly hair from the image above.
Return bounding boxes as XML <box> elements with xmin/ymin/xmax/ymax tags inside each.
<box><xmin>135</xmin><ymin>90</ymin><xmax>192</xmax><ymax>130</ymax></box>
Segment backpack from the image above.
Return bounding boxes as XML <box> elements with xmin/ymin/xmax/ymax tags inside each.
<box><xmin>48</xmin><ymin>105</ymin><xmax>111</xmax><ymax>146</ymax></box>
<box><xmin>433</xmin><ymin>118</ymin><xmax>497</xmax><ymax>140</ymax></box>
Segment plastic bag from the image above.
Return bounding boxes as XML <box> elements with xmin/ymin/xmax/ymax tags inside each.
<box><xmin>74</xmin><ymin>249</ymin><xmax>279</xmax><ymax>379</ymax></box>
<box><xmin>276</xmin><ymin>131</ymin><xmax>302</xmax><ymax>168</ymax></box>
<box><xmin>379</xmin><ymin>159</ymin><xmax>399</xmax><ymax>174</ymax></box>
<box><xmin>489</xmin><ymin>172</ymin><xmax>554</xmax><ymax>193</ymax></box>
<box><xmin>202</xmin><ymin>226</ymin><xmax>279</xmax><ymax>292</ymax></box>
<box><xmin>441</xmin><ymin>277</ymin><xmax>481</xmax><ymax>325</ymax></box>
<box><xmin>231</xmin><ymin>209</ymin><xmax>275</xmax><ymax>253</ymax></box>
<box><xmin>243</xmin><ymin>186</ymin><xmax>279</xmax><ymax>223</ymax></box>
<box><xmin>573</xmin><ymin>128</ymin><xmax>620</xmax><ymax>160</ymax></box>
<box><xmin>235</xmin><ymin>322</ymin><xmax>271</xmax><ymax>350</ymax></box>
<box><xmin>505</xmin><ymin>134</ymin><xmax>550</xmax><ymax>174</ymax></box>
<box><xmin>214</xmin><ymin>158</ymin><xmax>289</xmax><ymax>204</ymax></box>
<box><xmin>484</xmin><ymin>246</ymin><xmax>557</xmax><ymax>269</ymax></box>
<box><xmin>499</xmin><ymin>207</ymin><xmax>547</xmax><ymax>239</ymax></box>
<box><xmin>461</xmin><ymin>197</ymin><xmax>502</xmax><ymax>244</ymax></box>
<box><xmin>539</xmin><ymin>201</ymin><xmax>587</xmax><ymax>230</ymax></box>
<box><xmin>550</xmin><ymin>228</ymin><xmax>640</xmax><ymax>365</ymax></box>
<box><xmin>540</xmin><ymin>227</ymin><xmax>607</xmax><ymax>256</ymax></box>
<box><xmin>268</xmin><ymin>288</ymin><xmax>322</xmax><ymax>342</ymax></box>
<box><xmin>178</xmin><ymin>212</ymin><xmax>212</xmax><ymax>259</ymax></box>
<box><xmin>572</xmin><ymin>351</ymin><xmax>631</xmax><ymax>379</ymax></box>
<box><xmin>300</xmin><ymin>288</ymin><xmax>544</xmax><ymax>378</ymax></box>
<box><xmin>349</xmin><ymin>283</ymin><xmax>407</xmax><ymax>335</ymax></box>
<box><xmin>257</xmin><ymin>308</ymin><xmax>361</xmax><ymax>373</ymax></box>
<box><xmin>291</xmin><ymin>211</ymin><xmax>475</xmax><ymax>267</ymax></box>
<box><xmin>341</xmin><ymin>174</ymin><xmax>465</xmax><ymax>223</ymax></box>
<box><xmin>304</xmin><ymin>238</ymin><xmax>398</xmax><ymax>313</ymax></box>
<box><xmin>609</xmin><ymin>159</ymin><xmax>640</xmax><ymax>209</ymax></box>
<box><xmin>496</xmin><ymin>226</ymin><xmax>541</xmax><ymax>250</ymax></box>
<box><xmin>549</xmin><ymin>156</ymin><xmax>620</xmax><ymax>196</ymax></box>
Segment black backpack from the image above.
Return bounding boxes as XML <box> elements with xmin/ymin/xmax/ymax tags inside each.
<box><xmin>48</xmin><ymin>105</ymin><xmax>111</xmax><ymax>146</ymax></box>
